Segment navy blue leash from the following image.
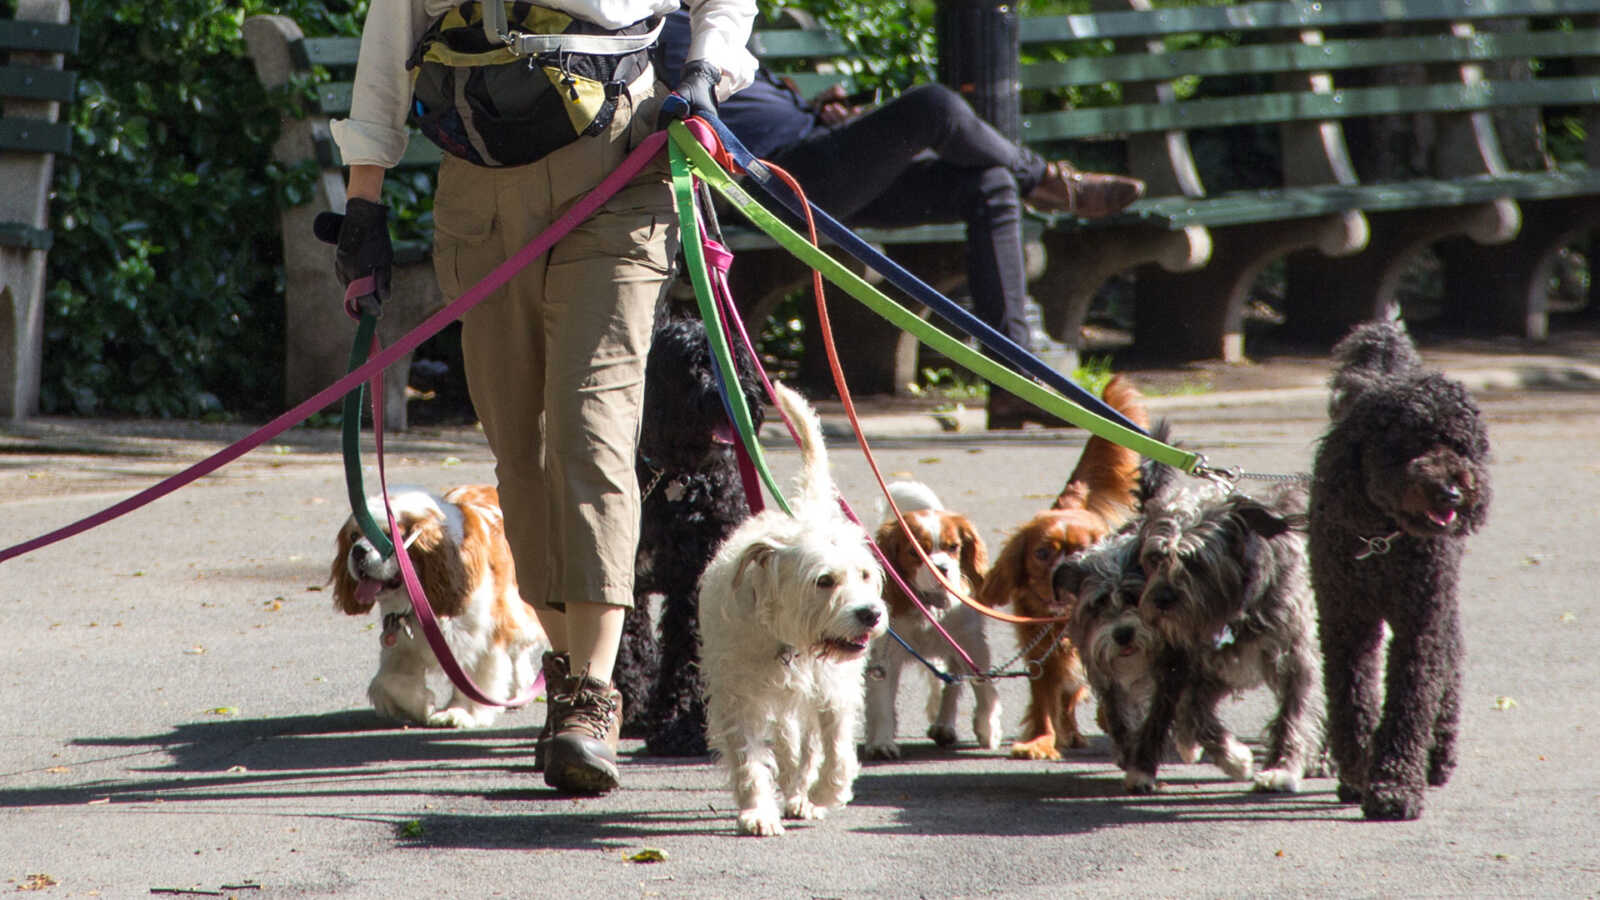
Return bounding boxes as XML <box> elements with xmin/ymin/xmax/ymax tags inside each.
<box><xmin>675</xmin><ymin>105</ymin><xmax>1151</xmax><ymax>438</ymax></box>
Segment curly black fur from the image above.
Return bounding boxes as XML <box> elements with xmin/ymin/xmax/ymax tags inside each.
<box><xmin>614</xmin><ymin>312</ymin><xmax>766</xmax><ymax>756</ymax></box>
<box><xmin>1309</xmin><ymin>320</ymin><xmax>1491</xmax><ymax>820</ymax></box>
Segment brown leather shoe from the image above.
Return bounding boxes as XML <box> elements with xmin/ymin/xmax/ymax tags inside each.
<box><xmin>986</xmin><ymin>389</ymin><xmax>1072</xmax><ymax>430</ymax></box>
<box><xmin>1026</xmin><ymin>161</ymin><xmax>1145</xmax><ymax>218</ymax></box>
<box><xmin>543</xmin><ymin>668</ymin><xmax>623</xmax><ymax>794</ymax></box>
<box><xmin>531</xmin><ymin>650</ymin><xmax>570</xmax><ymax>772</ymax></box>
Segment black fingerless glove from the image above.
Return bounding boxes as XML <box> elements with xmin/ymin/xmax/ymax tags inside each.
<box><xmin>658</xmin><ymin>58</ymin><xmax>721</xmax><ymax>128</ymax></box>
<box><xmin>313</xmin><ymin>198</ymin><xmax>392</xmax><ymax>309</ymax></box>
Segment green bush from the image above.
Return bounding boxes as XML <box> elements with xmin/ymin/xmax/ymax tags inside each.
<box><xmin>40</xmin><ymin>1</ymin><xmax>365</xmax><ymax>418</ymax></box>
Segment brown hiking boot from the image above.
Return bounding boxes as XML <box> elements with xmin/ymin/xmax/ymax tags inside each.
<box><xmin>532</xmin><ymin>650</ymin><xmax>570</xmax><ymax>772</ymax></box>
<box><xmin>543</xmin><ymin>668</ymin><xmax>623</xmax><ymax>794</ymax></box>
<box><xmin>1026</xmin><ymin>161</ymin><xmax>1145</xmax><ymax>219</ymax></box>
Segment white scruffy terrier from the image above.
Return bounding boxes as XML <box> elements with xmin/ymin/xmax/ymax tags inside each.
<box><xmin>697</xmin><ymin>382</ymin><xmax>887</xmax><ymax>837</ymax></box>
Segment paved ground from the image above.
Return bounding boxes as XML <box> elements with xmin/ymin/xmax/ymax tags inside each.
<box><xmin>1</xmin><ymin>326</ymin><xmax>1597</xmax><ymax>898</ymax></box>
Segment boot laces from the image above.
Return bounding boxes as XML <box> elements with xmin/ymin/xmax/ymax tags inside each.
<box><xmin>556</xmin><ymin>681</ymin><xmax>618</xmax><ymax>739</ymax></box>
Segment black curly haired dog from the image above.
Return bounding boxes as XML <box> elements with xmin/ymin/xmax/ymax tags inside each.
<box><xmin>613</xmin><ymin>310</ymin><xmax>766</xmax><ymax>756</ymax></box>
<box><xmin>1309</xmin><ymin>320</ymin><xmax>1491</xmax><ymax>821</ymax></box>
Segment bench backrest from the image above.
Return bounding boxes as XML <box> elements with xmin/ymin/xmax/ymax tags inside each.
<box><xmin>0</xmin><ymin>14</ymin><xmax>77</xmax><ymax>251</ymax></box>
<box><xmin>1015</xmin><ymin>0</ymin><xmax>1600</xmax><ymax>198</ymax></box>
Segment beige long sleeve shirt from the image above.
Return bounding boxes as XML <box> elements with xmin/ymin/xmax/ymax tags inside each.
<box><xmin>331</xmin><ymin>0</ymin><xmax>756</xmax><ymax>168</ymax></box>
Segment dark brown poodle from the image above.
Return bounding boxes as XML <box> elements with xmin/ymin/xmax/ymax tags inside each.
<box><xmin>1309</xmin><ymin>320</ymin><xmax>1491</xmax><ymax>820</ymax></box>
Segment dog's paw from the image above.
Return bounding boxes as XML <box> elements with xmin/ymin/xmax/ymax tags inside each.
<box><xmin>808</xmin><ymin>783</ymin><xmax>853</xmax><ymax>810</ymax></box>
<box><xmin>1175</xmin><ymin>740</ymin><xmax>1204</xmax><ymax>765</ymax></box>
<box><xmin>426</xmin><ymin>707</ymin><xmax>484</xmax><ymax>729</ymax></box>
<box><xmin>784</xmin><ymin>796</ymin><xmax>825</xmax><ymax>821</ymax></box>
<box><xmin>1336</xmin><ymin>781</ymin><xmax>1364</xmax><ymax>804</ymax></box>
<box><xmin>926</xmin><ymin>724</ymin><xmax>958</xmax><ymax>748</ymax></box>
<box><xmin>1426</xmin><ymin>750</ymin><xmax>1456</xmax><ymax>787</ymax></box>
<box><xmin>974</xmin><ymin>721</ymin><xmax>1001</xmax><ymax>751</ymax></box>
<box><xmin>1362</xmin><ymin>781</ymin><xmax>1424</xmax><ymax>821</ymax></box>
<box><xmin>1057</xmin><ymin>731</ymin><xmax>1090</xmax><ymax>751</ymax></box>
<box><xmin>736</xmin><ymin>808</ymin><xmax>786</xmax><ymax>837</ymax></box>
<box><xmin>1123</xmin><ymin>770</ymin><xmax>1161</xmax><ymax>794</ymax></box>
<box><xmin>863</xmin><ymin>740</ymin><xmax>902</xmax><ymax>761</ymax></box>
<box><xmin>1215</xmin><ymin>738</ymin><xmax>1256</xmax><ymax>781</ymax></box>
<box><xmin>1009</xmin><ymin>736</ymin><xmax>1062</xmax><ymax>761</ymax></box>
<box><xmin>370</xmin><ymin>694</ymin><xmax>428</xmax><ymax>726</ymax></box>
<box><xmin>1251</xmin><ymin>767</ymin><xmax>1303</xmax><ymax>793</ymax></box>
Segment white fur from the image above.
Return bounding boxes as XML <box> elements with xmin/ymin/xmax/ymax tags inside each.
<box><xmin>864</xmin><ymin>481</ymin><xmax>1000</xmax><ymax>760</ymax></box>
<box><xmin>698</xmin><ymin>384</ymin><xmax>887</xmax><ymax>836</ymax></box>
<box><xmin>334</xmin><ymin>486</ymin><xmax>545</xmax><ymax>729</ymax></box>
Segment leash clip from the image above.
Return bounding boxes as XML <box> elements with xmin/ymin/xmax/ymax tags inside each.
<box><xmin>1190</xmin><ymin>454</ymin><xmax>1241</xmax><ymax>488</ymax></box>
<box><xmin>1355</xmin><ymin>530</ymin><xmax>1403</xmax><ymax>560</ymax></box>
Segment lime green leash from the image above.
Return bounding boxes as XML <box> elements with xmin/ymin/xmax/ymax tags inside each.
<box><xmin>665</xmin><ymin>122</ymin><xmax>1200</xmax><ymax>475</ymax></box>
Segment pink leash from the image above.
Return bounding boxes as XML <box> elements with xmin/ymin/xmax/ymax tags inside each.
<box><xmin>692</xmin><ymin>212</ymin><xmax>981</xmax><ymax>677</ymax></box>
<box><xmin>0</xmin><ymin>131</ymin><xmax>670</xmax><ymax>567</ymax></box>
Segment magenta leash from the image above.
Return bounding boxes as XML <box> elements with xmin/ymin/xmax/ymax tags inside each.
<box><xmin>0</xmin><ymin>130</ymin><xmax>670</xmax><ymax>567</ymax></box>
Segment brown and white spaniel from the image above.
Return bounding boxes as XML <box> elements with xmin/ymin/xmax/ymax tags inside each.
<box><xmin>329</xmin><ymin>484</ymin><xmax>545</xmax><ymax>728</ymax></box>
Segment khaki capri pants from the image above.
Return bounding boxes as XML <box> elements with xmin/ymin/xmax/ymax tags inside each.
<box><xmin>431</xmin><ymin>71</ymin><xmax>676</xmax><ymax>612</ymax></box>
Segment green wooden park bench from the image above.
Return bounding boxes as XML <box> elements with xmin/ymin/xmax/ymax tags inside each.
<box><xmin>1</xmin><ymin>0</ymin><xmax>75</xmax><ymax>419</ymax></box>
<box><xmin>1016</xmin><ymin>0</ymin><xmax>1600</xmax><ymax>361</ymax></box>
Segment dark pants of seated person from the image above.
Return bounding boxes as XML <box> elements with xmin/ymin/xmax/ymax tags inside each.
<box><xmin>764</xmin><ymin>84</ymin><xmax>1051</xmax><ymax>358</ymax></box>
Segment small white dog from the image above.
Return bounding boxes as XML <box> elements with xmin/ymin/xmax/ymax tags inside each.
<box><xmin>864</xmin><ymin>481</ymin><xmax>1001</xmax><ymax>759</ymax></box>
<box><xmin>697</xmin><ymin>382</ymin><xmax>888</xmax><ymax>836</ymax></box>
<box><xmin>329</xmin><ymin>485</ymin><xmax>546</xmax><ymax>728</ymax></box>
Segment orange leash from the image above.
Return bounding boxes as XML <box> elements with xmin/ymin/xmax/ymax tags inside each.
<box><xmin>760</xmin><ymin>160</ymin><xmax>1071</xmax><ymax>628</ymax></box>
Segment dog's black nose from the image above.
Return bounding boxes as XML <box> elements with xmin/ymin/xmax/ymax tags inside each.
<box><xmin>1440</xmin><ymin>483</ymin><xmax>1463</xmax><ymax>506</ymax></box>
<box><xmin>1113</xmin><ymin>625</ymin><xmax>1136</xmax><ymax>646</ymax></box>
<box><xmin>855</xmin><ymin>607</ymin><xmax>882</xmax><ymax>629</ymax></box>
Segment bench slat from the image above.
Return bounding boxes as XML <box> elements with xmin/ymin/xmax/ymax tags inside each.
<box><xmin>0</xmin><ymin>19</ymin><xmax>77</xmax><ymax>54</ymax></box>
<box><xmin>1020</xmin><ymin>29</ymin><xmax>1600</xmax><ymax>89</ymax></box>
<box><xmin>746</xmin><ymin>29</ymin><xmax>853</xmax><ymax>60</ymax></box>
<box><xmin>316</xmin><ymin>134</ymin><xmax>442</xmax><ymax>169</ymax></box>
<box><xmin>0</xmin><ymin>117</ymin><xmax>71</xmax><ymax>154</ymax></box>
<box><xmin>1020</xmin><ymin>0</ymin><xmax>1600</xmax><ymax>44</ymax></box>
<box><xmin>0</xmin><ymin>65</ymin><xmax>76</xmax><ymax>102</ymax></box>
<box><xmin>293</xmin><ymin>36</ymin><xmax>361</xmax><ymax>71</ymax></box>
<box><xmin>0</xmin><ymin>221</ymin><xmax>53</xmax><ymax>251</ymax></box>
<box><xmin>1022</xmin><ymin>76</ymin><xmax>1600</xmax><ymax>141</ymax></box>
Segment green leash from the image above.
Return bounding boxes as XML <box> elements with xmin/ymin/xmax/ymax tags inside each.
<box><xmin>342</xmin><ymin>312</ymin><xmax>394</xmax><ymax>557</ymax></box>
<box><xmin>668</xmin><ymin>137</ymin><xmax>794</xmax><ymax>516</ymax></box>
<box><xmin>664</xmin><ymin>121</ymin><xmax>1200</xmax><ymax>475</ymax></box>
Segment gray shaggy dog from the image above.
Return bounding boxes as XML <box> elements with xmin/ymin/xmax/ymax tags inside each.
<box><xmin>1125</xmin><ymin>470</ymin><xmax>1324</xmax><ymax>795</ymax></box>
<box><xmin>1310</xmin><ymin>320</ymin><xmax>1491</xmax><ymax>821</ymax></box>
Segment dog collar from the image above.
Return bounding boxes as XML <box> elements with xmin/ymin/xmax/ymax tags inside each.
<box><xmin>381</xmin><ymin>611</ymin><xmax>414</xmax><ymax>647</ymax></box>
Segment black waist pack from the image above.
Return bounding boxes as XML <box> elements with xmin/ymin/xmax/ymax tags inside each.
<box><xmin>407</xmin><ymin>2</ymin><xmax>655</xmax><ymax>168</ymax></box>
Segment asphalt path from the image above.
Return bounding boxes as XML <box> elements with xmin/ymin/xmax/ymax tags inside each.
<box><xmin>1</xmin><ymin>384</ymin><xmax>1596</xmax><ymax>899</ymax></box>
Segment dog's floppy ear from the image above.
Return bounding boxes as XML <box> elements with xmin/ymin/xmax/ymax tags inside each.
<box><xmin>731</xmin><ymin>538</ymin><xmax>781</xmax><ymax>604</ymax></box>
<box><xmin>1232</xmin><ymin>499</ymin><xmax>1295</xmax><ymax>540</ymax></box>
<box><xmin>1051</xmin><ymin>557</ymin><xmax>1087</xmax><ymax>607</ymax></box>
<box><xmin>957</xmin><ymin>516</ymin><xmax>988</xmax><ymax>591</ymax></box>
<box><xmin>977</xmin><ymin>528</ymin><xmax>1029</xmax><ymax>607</ymax></box>
<box><xmin>330</xmin><ymin>524</ymin><xmax>369</xmax><ymax>615</ymax></box>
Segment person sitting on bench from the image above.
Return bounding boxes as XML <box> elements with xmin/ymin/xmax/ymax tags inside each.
<box><xmin>656</xmin><ymin>8</ymin><xmax>1144</xmax><ymax>428</ymax></box>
